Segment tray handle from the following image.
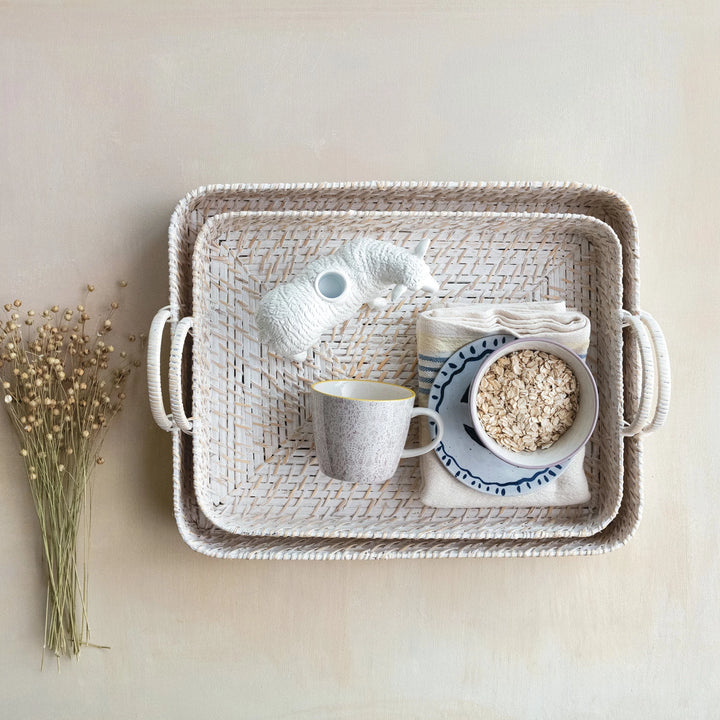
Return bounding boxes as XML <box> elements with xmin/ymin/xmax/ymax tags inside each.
<box><xmin>147</xmin><ymin>306</ymin><xmax>175</xmax><ymax>432</ymax></box>
<box><xmin>621</xmin><ymin>309</ymin><xmax>671</xmax><ymax>437</ymax></box>
<box><xmin>169</xmin><ymin>316</ymin><xmax>194</xmax><ymax>435</ymax></box>
<box><xmin>637</xmin><ymin>310</ymin><xmax>671</xmax><ymax>434</ymax></box>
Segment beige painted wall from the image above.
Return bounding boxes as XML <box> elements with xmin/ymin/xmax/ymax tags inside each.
<box><xmin>0</xmin><ymin>1</ymin><xmax>717</xmax><ymax>718</ymax></box>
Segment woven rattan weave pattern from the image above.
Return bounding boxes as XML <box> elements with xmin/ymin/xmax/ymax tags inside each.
<box><xmin>166</xmin><ymin>182</ymin><xmax>648</xmax><ymax>558</ymax></box>
<box><xmin>190</xmin><ymin>210</ymin><xmax>623</xmax><ymax>540</ymax></box>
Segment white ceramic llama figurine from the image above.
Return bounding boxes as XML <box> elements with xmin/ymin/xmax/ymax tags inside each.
<box><xmin>256</xmin><ymin>238</ymin><xmax>439</xmax><ymax>360</ymax></box>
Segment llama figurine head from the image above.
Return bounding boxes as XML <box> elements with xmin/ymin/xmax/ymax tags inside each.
<box><xmin>255</xmin><ymin>238</ymin><xmax>438</xmax><ymax>360</ymax></box>
<box><xmin>386</xmin><ymin>239</ymin><xmax>438</xmax><ymax>306</ymax></box>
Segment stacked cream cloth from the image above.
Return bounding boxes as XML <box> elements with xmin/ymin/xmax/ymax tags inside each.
<box><xmin>416</xmin><ymin>302</ymin><xmax>591</xmax><ymax>508</ymax></box>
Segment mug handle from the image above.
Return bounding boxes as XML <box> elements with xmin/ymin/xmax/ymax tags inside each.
<box><xmin>400</xmin><ymin>408</ymin><xmax>445</xmax><ymax>459</ymax></box>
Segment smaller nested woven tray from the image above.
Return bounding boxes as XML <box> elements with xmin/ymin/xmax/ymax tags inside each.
<box><xmin>190</xmin><ymin>210</ymin><xmax>624</xmax><ymax>540</ymax></box>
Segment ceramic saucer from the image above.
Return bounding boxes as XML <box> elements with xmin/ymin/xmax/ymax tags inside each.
<box><xmin>427</xmin><ymin>335</ymin><xmax>567</xmax><ymax>496</ymax></box>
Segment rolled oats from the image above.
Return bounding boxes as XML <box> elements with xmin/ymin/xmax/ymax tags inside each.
<box><xmin>475</xmin><ymin>349</ymin><xmax>579</xmax><ymax>452</ymax></box>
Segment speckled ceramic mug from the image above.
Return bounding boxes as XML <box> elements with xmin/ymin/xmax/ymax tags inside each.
<box><xmin>311</xmin><ymin>379</ymin><xmax>444</xmax><ymax>483</ymax></box>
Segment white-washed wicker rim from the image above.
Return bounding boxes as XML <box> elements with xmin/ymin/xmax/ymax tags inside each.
<box><xmin>183</xmin><ymin>209</ymin><xmax>624</xmax><ymax>541</ymax></box>
<box><xmin>158</xmin><ymin>181</ymin><xmax>669</xmax><ymax>558</ymax></box>
<box><xmin>168</xmin><ymin>181</ymin><xmax>641</xmax><ymax>318</ymax></box>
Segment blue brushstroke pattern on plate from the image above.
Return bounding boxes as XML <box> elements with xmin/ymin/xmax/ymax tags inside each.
<box><xmin>422</xmin><ymin>335</ymin><xmax>566</xmax><ymax>496</ymax></box>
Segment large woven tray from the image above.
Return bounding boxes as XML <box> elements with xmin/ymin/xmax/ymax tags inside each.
<box><xmin>186</xmin><ymin>210</ymin><xmax>623</xmax><ymax>540</ymax></box>
<box><xmin>148</xmin><ymin>181</ymin><xmax>670</xmax><ymax>558</ymax></box>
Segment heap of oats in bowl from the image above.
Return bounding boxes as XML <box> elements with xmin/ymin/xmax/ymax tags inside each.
<box><xmin>475</xmin><ymin>349</ymin><xmax>579</xmax><ymax>452</ymax></box>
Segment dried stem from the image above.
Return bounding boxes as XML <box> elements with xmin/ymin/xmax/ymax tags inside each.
<box><xmin>1</xmin><ymin>285</ymin><xmax>140</xmax><ymax>663</ymax></box>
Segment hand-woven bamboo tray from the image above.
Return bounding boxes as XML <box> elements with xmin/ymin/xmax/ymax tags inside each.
<box><xmin>184</xmin><ymin>210</ymin><xmax>624</xmax><ymax>540</ymax></box>
<box><xmin>148</xmin><ymin>181</ymin><xmax>671</xmax><ymax>558</ymax></box>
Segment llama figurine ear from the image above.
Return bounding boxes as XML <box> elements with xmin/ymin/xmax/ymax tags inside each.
<box><xmin>256</xmin><ymin>237</ymin><xmax>438</xmax><ymax>359</ymax></box>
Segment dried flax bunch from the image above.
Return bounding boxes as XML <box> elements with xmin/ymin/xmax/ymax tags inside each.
<box><xmin>0</xmin><ymin>284</ymin><xmax>139</xmax><ymax>663</ymax></box>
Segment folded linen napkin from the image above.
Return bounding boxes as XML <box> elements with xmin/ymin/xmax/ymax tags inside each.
<box><xmin>416</xmin><ymin>302</ymin><xmax>592</xmax><ymax>508</ymax></box>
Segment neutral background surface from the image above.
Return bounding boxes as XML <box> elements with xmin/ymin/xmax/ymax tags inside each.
<box><xmin>0</xmin><ymin>1</ymin><xmax>717</xmax><ymax>718</ymax></box>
